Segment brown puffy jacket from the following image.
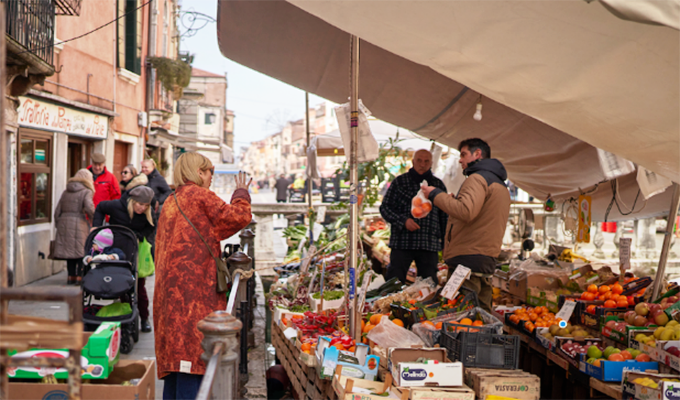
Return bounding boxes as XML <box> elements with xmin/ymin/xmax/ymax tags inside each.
<box><xmin>53</xmin><ymin>179</ymin><xmax>95</xmax><ymax>259</ymax></box>
<box><xmin>432</xmin><ymin>159</ymin><xmax>511</xmax><ymax>270</ymax></box>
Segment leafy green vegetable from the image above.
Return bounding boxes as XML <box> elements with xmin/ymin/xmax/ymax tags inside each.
<box><xmin>312</xmin><ymin>290</ymin><xmax>344</xmax><ymax>301</ymax></box>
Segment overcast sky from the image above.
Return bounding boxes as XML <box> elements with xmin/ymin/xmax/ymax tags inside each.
<box><xmin>179</xmin><ymin>1</ymin><xmax>328</xmax><ymax>151</ymax></box>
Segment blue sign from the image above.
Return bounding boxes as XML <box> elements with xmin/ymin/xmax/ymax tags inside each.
<box><xmin>349</xmin><ymin>195</ymin><xmax>358</xmax><ymax>204</ymax></box>
<box><xmin>401</xmin><ymin>368</ymin><xmax>428</xmax><ymax>381</ymax></box>
<box><xmin>349</xmin><ymin>268</ymin><xmax>355</xmax><ymax>299</ymax></box>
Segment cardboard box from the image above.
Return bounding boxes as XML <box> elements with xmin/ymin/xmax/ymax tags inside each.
<box><xmin>332</xmin><ymin>367</ymin><xmax>398</xmax><ymax>400</ymax></box>
<box><xmin>507</xmin><ymin>270</ymin><xmax>567</xmax><ymax>303</ymax></box>
<box><xmin>388</xmin><ymin>348</ymin><xmax>463</xmax><ymax>387</ymax></box>
<box><xmin>621</xmin><ymin>370</ymin><xmax>680</xmax><ymax>400</ymax></box>
<box><xmin>8</xmin><ymin>359</ymin><xmax>155</xmax><ymax>400</ymax></box>
<box><xmin>654</xmin><ymin>340</ymin><xmax>680</xmax><ymax>372</ymax></box>
<box><xmin>464</xmin><ymin>368</ymin><xmax>540</xmax><ymax>400</ymax></box>
<box><xmin>578</xmin><ymin>354</ymin><xmax>658</xmax><ymax>382</ymax></box>
<box><xmin>392</xmin><ymin>384</ymin><xmax>475</xmax><ymax>400</ymax></box>
<box><xmin>7</xmin><ymin>322</ymin><xmax>121</xmax><ymax>380</ymax></box>
<box><xmin>317</xmin><ymin>338</ymin><xmax>379</xmax><ymax>380</ymax></box>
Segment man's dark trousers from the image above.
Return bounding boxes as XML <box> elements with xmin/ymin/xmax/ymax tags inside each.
<box><xmin>386</xmin><ymin>249</ymin><xmax>438</xmax><ymax>284</ymax></box>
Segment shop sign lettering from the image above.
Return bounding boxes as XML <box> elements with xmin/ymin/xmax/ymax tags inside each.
<box><xmin>18</xmin><ymin>97</ymin><xmax>108</xmax><ymax>139</ymax></box>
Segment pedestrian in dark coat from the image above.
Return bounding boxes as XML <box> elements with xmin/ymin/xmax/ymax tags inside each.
<box><xmin>119</xmin><ymin>164</ymin><xmax>140</xmax><ymax>194</ymax></box>
<box><xmin>275</xmin><ymin>174</ymin><xmax>290</xmax><ymax>203</ymax></box>
<box><xmin>141</xmin><ymin>159</ymin><xmax>171</xmax><ymax>217</ymax></box>
<box><xmin>54</xmin><ymin>169</ymin><xmax>95</xmax><ymax>285</ymax></box>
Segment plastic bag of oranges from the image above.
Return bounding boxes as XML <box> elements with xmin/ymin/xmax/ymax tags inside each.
<box><xmin>411</xmin><ymin>180</ymin><xmax>433</xmax><ymax>219</ymax></box>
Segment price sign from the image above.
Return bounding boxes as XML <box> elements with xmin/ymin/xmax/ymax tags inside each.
<box><xmin>300</xmin><ymin>245</ymin><xmax>317</xmax><ymax>275</ymax></box>
<box><xmin>316</xmin><ymin>206</ymin><xmax>327</xmax><ymax>224</ymax></box>
<box><xmin>620</xmin><ymin>237</ymin><xmax>632</xmax><ymax>277</ymax></box>
<box><xmin>358</xmin><ymin>271</ymin><xmax>374</xmax><ymax>313</ymax></box>
<box><xmin>441</xmin><ymin>265</ymin><xmax>471</xmax><ymax>300</ymax></box>
<box><xmin>556</xmin><ymin>300</ymin><xmax>577</xmax><ymax>322</ymax></box>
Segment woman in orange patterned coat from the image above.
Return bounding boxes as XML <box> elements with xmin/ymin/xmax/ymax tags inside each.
<box><xmin>153</xmin><ymin>152</ymin><xmax>251</xmax><ymax>399</ymax></box>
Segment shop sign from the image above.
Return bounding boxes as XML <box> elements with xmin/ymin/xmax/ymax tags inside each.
<box><xmin>18</xmin><ymin>97</ymin><xmax>108</xmax><ymax>139</ymax></box>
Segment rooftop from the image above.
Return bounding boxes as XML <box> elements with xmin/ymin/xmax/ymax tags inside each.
<box><xmin>192</xmin><ymin>67</ymin><xmax>225</xmax><ymax>78</ymax></box>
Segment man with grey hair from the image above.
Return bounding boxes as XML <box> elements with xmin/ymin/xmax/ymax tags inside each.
<box><xmin>88</xmin><ymin>153</ymin><xmax>120</xmax><ymax>208</ymax></box>
<box><xmin>141</xmin><ymin>159</ymin><xmax>171</xmax><ymax>217</ymax></box>
<box><xmin>379</xmin><ymin>149</ymin><xmax>448</xmax><ymax>284</ymax></box>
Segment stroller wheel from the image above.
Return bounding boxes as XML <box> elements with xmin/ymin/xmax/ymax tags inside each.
<box><xmin>120</xmin><ymin>332</ymin><xmax>133</xmax><ymax>354</ymax></box>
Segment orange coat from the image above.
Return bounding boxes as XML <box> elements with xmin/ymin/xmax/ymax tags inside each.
<box><xmin>153</xmin><ymin>182</ymin><xmax>251</xmax><ymax>378</ymax></box>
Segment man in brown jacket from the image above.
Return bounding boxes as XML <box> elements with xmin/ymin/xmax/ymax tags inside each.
<box><xmin>422</xmin><ymin>138</ymin><xmax>510</xmax><ymax>311</ymax></box>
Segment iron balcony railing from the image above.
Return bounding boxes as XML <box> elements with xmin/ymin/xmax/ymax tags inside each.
<box><xmin>54</xmin><ymin>0</ymin><xmax>79</xmax><ymax>16</ymax></box>
<box><xmin>4</xmin><ymin>0</ymin><xmax>56</xmax><ymax>65</ymax></box>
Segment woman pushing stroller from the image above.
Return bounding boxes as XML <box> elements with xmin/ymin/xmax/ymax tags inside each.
<box><xmin>93</xmin><ymin>185</ymin><xmax>155</xmax><ymax>333</ymax></box>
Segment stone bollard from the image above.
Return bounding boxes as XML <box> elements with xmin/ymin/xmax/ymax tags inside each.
<box><xmin>197</xmin><ymin>311</ymin><xmax>242</xmax><ymax>400</ymax></box>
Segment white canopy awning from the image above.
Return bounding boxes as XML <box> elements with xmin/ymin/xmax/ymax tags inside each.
<box><xmin>217</xmin><ymin>0</ymin><xmax>680</xmax><ymax>221</ymax></box>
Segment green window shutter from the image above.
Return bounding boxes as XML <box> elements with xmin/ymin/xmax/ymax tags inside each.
<box><xmin>136</xmin><ymin>0</ymin><xmax>143</xmax><ymax>74</ymax></box>
<box><xmin>117</xmin><ymin>0</ymin><xmax>126</xmax><ymax>68</ymax></box>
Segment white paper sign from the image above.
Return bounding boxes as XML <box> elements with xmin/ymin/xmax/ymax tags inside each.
<box><xmin>358</xmin><ymin>271</ymin><xmax>375</xmax><ymax>313</ymax></box>
<box><xmin>441</xmin><ymin>265</ymin><xmax>471</xmax><ymax>300</ymax></box>
<box><xmin>316</xmin><ymin>206</ymin><xmax>327</xmax><ymax>224</ymax></box>
<box><xmin>556</xmin><ymin>300</ymin><xmax>577</xmax><ymax>322</ymax></box>
<box><xmin>620</xmin><ymin>237</ymin><xmax>632</xmax><ymax>275</ymax></box>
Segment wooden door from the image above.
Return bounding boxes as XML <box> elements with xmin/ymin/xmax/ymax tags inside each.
<box><xmin>113</xmin><ymin>141</ymin><xmax>130</xmax><ymax>182</ymax></box>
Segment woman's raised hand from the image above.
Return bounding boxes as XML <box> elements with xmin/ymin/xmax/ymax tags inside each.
<box><xmin>235</xmin><ymin>171</ymin><xmax>252</xmax><ymax>191</ymax></box>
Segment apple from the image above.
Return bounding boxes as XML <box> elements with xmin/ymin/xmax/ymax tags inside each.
<box><xmin>649</xmin><ymin>304</ymin><xmax>661</xmax><ymax>314</ymax></box>
<box><xmin>668</xmin><ymin>295</ymin><xmax>679</xmax><ymax>304</ymax></box>
<box><xmin>636</xmin><ymin>303</ymin><xmax>650</xmax><ymax>316</ymax></box>
<box><xmin>634</xmin><ymin>315</ymin><xmax>649</xmax><ymax>327</ymax></box>
<box><xmin>654</xmin><ymin>311</ymin><xmax>670</xmax><ymax>327</ymax></box>
<box><xmin>605</xmin><ymin>320</ymin><xmax>616</xmax><ymax>329</ymax></box>
<box><xmin>625</xmin><ymin>311</ymin><xmax>638</xmax><ymax>325</ymax></box>
<box><xmin>666</xmin><ymin>346</ymin><xmax>680</xmax><ymax>357</ymax></box>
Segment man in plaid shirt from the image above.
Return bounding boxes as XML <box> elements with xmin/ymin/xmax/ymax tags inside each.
<box><xmin>379</xmin><ymin>150</ymin><xmax>448</xmax><ymax>284</ymax></box>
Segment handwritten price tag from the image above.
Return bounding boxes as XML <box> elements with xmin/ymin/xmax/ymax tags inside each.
<box><xmin>556</xmin><ymin>300</ymin><xmax>577</xmax><ymax>322</ymax></box>
<box><xmin>441</xmin><ymin>265</ymin><xmax>471</xmax><ymax>300</ymax></box>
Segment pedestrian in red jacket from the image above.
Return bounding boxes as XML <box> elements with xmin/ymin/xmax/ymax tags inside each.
<box><xmin>88</xmin><ymin>153</ymin><xmax>121</xmax><ymax>208</ymax></box>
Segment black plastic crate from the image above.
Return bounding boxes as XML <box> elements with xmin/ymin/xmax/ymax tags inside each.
<box><xmin>441</xmin><ymin>329</ymin><xmax>520</xmax><ymax>370</ymax></box>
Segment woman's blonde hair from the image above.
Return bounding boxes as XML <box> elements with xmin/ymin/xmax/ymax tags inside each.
<box><xmin>142</xmin><ymin>158</ymin><xmax>157</xmax><ymax>168</ymax></box>
<box><xmin>127</xmin><ymin>198</ymin><xmax>154</xmax><ymax>226</ymax></box>
<box><xmin>173</xmin><ymin>152</ymin><xmax>213</xmax><ymax>187</ymax></box>
<box><xmin>124</xmin><ymin>164</ymin><xmax>138</xmax><ymax>176</ymax></box>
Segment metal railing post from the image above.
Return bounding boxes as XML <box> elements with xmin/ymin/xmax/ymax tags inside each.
<box><xmin>239</xmin><ymin>228</ymin><xmax>256</xmax><ymax>331</ymax></box>
<box><xmin>238</xmin><ymin>300</ymin><xmax>248</xmax><ymax>397</ymax></box>
<box><xmin>196</xmin><ymin>311</ymin><xmax>242</xmax><ymax>400</ymax></box>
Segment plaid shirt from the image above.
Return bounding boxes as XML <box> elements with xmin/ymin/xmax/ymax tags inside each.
<box><xmin>379</xmin><ymin>169</ymin><xmax>448</xmax><ymax>252</ymax></box>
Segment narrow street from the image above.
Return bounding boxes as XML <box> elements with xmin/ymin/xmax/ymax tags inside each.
<box><xmin>8</xmin><ymin>188</ymin><xmax>286</xmax><ymax>399</ymax></box>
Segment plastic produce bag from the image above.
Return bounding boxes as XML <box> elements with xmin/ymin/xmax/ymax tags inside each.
<box><xmin>138</xmin><ymin>238</ymin><xmax>155</xmax><ymax>278</ymax></box>
<box><xmin>411</xmin><ymin>180</ymin><xmax>433</xmax><ymax>219</ymax></box>
<box><xmin>95</xmin><ymin>302</ymin><xmax>132</xmax><ymax>317</ymax></box>
<box><xmin>367</xmin><ymin>316</ymin><xmax>424</xmax><ymax>349</ymax></box>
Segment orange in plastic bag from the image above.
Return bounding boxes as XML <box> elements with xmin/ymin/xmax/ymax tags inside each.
<box><xmin>411</xmin><ymin>180</ymin><xmax>433</xmax><ymax>219</ymax></box>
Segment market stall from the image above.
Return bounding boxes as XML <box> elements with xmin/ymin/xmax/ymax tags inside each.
<box><xmin>267</xmin><ymin>236</ymin><xmax>680</xmax><ymax>400</ymax></box>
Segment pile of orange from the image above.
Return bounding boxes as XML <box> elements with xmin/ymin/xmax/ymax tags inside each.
<box><xmin>580</xmin><ymin>283</ymin><xmax>631</xmax><ymax>308</ymax></box>
<box><xmin>508</xmin><ymin>306</ymin><xmax>561</xmax><ymax>332</ymax></box>
<box><xmin>362</xmin><ymin>314</ymin><xmax>405</xmax><ymax>335</ymax></box>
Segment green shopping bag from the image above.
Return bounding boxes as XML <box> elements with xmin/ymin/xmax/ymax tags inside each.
<box><xmin>96</xmin><ymin>302</ymin><xmax>132</xmax><ymax>317</ymax></box>
<box><xmin>138</xmin><ymin>238</ymin><xmax>155</xmax><ymax>278</ymax></box>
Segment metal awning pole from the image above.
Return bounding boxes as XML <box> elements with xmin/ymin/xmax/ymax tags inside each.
<box><xmin>348</xmin><ymin>35</ymin><xmax>360</xmax><ymax>341</ymax></box>
<box><xmin>651</xmin><ymin>182</ymin><xmax>680</xmax><ymax>301</ymax></box>
<box><xmin>306</xmin><ymin>92</ymin><xmax>313</xmax><ymax>245</ymax></box>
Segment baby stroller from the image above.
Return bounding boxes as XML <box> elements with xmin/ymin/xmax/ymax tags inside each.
<box><xmin>81</xmin><ymin>225</ymin><xmax>139</xmax><ymax>354</ymax></box>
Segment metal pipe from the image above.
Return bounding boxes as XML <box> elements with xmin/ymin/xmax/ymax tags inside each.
<box><xmin>86</xmin><ymin>74</ymin><xmax>93</xmax><ymax>104</ymax></box>
<box><xmin>306</xmin><ymin>92</ymin><xmax>313</xmax><ymax>245</ymax></box>
<box><xmin>195</xmin><ymin>342</ymin><xmax>224</xmax><ymax>400</ymax></box>
<box><xmin>226</xmin><ymin>273</ymin><xmax>241</xmax><ymax>314</ymax></box>
<box><xmin>239</xmin><ymin>301</ymin><xmax>248</xmax><ymax>374</ymax></box>
<box><xmin>651</xmin><ymin>182</ymin><xmax>680</xmax><ymax>300</ymax></box>
<box><xmin>1</xmin><ymin>9</ymin><xmax>11</xmax><ymax>394</ymax></box>
<box><xmin>348</xmin><ymin>35</ymin><xmax>360</xmax><ymax>341</ymax></box>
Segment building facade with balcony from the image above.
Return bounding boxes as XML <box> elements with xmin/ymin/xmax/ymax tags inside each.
<box><xmin>3</xmin><ymin>0</ymin><xmax>182</xmax><ymax>286</ymax></box>
<box><xmin>177</xmin><ymin>68</ymin><xmax>232</xmax><ymax>168</ymax></box>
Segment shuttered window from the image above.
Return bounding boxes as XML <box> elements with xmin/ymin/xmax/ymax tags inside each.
<box><xmin>118</xmin><ymin>0</ymin><xmax>142</xmax><ymax>75</ymax></box>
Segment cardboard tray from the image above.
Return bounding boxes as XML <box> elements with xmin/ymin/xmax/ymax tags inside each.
<box><xmin>7</xmin><ymin>359</ymin><xmax>155</xmax><ymax>400</ymax></box>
